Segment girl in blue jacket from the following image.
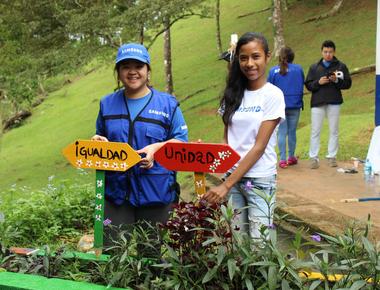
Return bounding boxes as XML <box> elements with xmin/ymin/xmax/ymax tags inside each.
<box><xmin>268</xmin><ymin>47</ymin><xmax>304</xmax><ymax>168</ymax></box>
<box><xmin>92</xmin><ymin>43</ymin><xmax>188</xmax><ymax>248</ymax></box>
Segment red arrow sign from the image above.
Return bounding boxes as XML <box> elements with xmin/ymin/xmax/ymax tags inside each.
<box><xmin>154</xmin><ymin>142</ymin><xmax>240</xmax><ymax>173</ymax></box>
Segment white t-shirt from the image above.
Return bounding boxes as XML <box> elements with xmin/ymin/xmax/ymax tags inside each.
<box><xmin>227</xmin><ymin>82</ymin><xmax>285</xmax><ymax>177</ymax></box>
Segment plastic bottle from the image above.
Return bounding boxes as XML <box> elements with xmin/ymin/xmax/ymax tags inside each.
<box><xmin>364</xmin><ymin>158</ymin><xmax>372</xmax><ymax>176</ymax></box>
<box><xmin>364</xmin><ymin>159</ymin><xmax>375</xmax><ymax>194</ymax></box>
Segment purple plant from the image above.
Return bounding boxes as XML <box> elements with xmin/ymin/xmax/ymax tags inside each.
<box><xmin>311</xmin><ymin>234</ymin><xmax>322</xmax><ymax>242</ymax></box>
<box><xmin>267</xmin><ymin>223</ymin><xmax>276</xmax><ymax>230</ymax></box>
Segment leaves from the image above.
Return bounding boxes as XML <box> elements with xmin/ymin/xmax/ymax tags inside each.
<box><xmin>0</xmin><ymin>180</ymin><xmax>94</xmax><ymax>247</ymax></box>
<box><xmin>227</xmin><ymin>258</ymin><xmax>237</xmax><ymax>281</ymax></box>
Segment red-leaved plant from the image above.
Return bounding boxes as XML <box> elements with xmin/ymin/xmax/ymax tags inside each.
<box><xmin>159</xmin><ymin>199</ymin><xmax>237</xmax><ymax>264</ymax></box>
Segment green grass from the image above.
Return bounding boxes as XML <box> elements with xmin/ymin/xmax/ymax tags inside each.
<box><xmin>0</xmin><ymin>0</ymin><xmax>377</xmax><ymax>192</ymax></box>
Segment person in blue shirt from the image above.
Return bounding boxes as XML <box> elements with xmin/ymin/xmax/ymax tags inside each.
<box><xmin>268</xmin><ymin>47</ymin><xmax>304</xmax><ymax>169</ymax></box>
<box><xmin>92</xmin><ymin>43</ymin><xmax>188</xmax><ymax>248</ymax></box>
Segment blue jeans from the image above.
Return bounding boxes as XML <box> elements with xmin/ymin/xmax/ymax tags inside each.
<box><xmin>228</xmin><ymin>175</ymin><xmax>277</xmax><ymax>239</ymax></box>
<box><xmin>278</xmin><ymin>109</ymin><xmax>301</xmax><ymax>161</ymax></box>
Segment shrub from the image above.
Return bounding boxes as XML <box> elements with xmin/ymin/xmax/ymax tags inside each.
<box><xmin>0</xmin><ymin>178</ymin><xmax>94</xmax><ymax>247</ymax></box>
<box><xmin>0</xmin><ymin>195</ymin><xmax>378</xmax><ymax>289</ymax></box>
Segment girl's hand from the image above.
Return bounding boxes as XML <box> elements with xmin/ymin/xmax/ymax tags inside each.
<box><xmin>91</xmin><ymin>135</ymin><xmax>108</xmax><ymax>142</ymax></box>
<box><xmin>203</xmin><ymin>183</ymin><xmax>230</xmax><ymax>203</ymax></box>
<box><xmin>136</xmin><ymin>143</ymin><xmax>161</xmax><ymax>169</ymax></box>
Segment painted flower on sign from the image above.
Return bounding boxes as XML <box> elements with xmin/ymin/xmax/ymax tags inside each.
<box><xmin>196</xmin><ymin>180</ymin><xmax>203</xmax><ymax>188</ymax></box>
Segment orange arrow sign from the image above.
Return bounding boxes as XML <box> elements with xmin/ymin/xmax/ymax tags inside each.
<box><xmin>62</xmin><ymin>140</ymin><xmax>141</xmax><ymax>172</ymax></box>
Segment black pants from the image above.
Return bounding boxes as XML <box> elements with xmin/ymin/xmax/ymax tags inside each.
<box><xmin>103</xmin><ymin>199</ymin><xmax>173</xmax><ymax>256</ymax></box>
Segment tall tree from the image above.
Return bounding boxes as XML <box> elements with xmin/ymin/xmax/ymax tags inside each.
<box><xmin>141</xmin><ymin>0</ymin><xmax>210</xmax><ymax>94</ymax></box>
<box><xmin>272</xmin><ymin>0</ymin><xmax>285</xmax><ymax>57</ymax></box>
<box><xmin>215</xmin><ymin>0</ymin><xmax>223</xmax><ymax>55</ymax></box>
<box><xmin>163</xmin><ymin>17</ymin><xmax>173</xmax><ymax>94</ymax></box>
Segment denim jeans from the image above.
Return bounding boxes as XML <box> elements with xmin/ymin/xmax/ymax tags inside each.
<box><xmin>278</xmin><ymin>109</ymin><xmax>301</xmax><ymax>161</ymax></box>
<box><xmin>309</xmin><ymin>105</ymin><xmax>340</xmax><ymax>159</ymax></box>
<box><xmin>228</xmin><ymin>175</ymin><xmax>277</xmax><ymax>239</ymax></box>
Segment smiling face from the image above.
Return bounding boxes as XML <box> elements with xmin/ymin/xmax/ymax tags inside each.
<box><xmin>238</xmin><ymin>40</ymin><xmax>270</xmax><ymax>90</ymax></box>
<box><xmin>117</xmin><ymin>59</ymin><xmax>149</xmax><ymax>95</ymax></box>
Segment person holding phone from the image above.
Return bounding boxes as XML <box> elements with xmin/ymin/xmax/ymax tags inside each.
<box><xmin>305</xmin><ymin>40</ymin><xmax>351</xmax><ymax>169</ymax></box>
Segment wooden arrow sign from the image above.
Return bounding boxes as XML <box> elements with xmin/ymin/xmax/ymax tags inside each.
<box><xmin>154</xmin><ymin>142</ymin><xmax>240</xmax><ymax>173</ymax></box>
<box><xmin>62</xmin><ymin>140</ymin><xmax>141</xmax><ymax>172</ymax></box>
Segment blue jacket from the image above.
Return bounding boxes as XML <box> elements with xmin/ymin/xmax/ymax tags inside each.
<box><xmin>268</xmin><ymin>63</ymin><xmax>304</xmax><ymax>109</ymax></box>
<box><xmin>96</xmin><ymin>88</ymin><xmax>180</xmax><ymax>206</ymax></box>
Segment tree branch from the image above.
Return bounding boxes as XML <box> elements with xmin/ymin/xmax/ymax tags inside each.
<box><xmin>303</xmin><ymin>0</ymin><xmax>344</xmax><ymax>23</ymax></box>
<box><xmin>146</xmin><ymin>12</ymin><xmax>209</xmax><ymax>50</ymax></box>
<box><xmin>237</xmin><ymin>7</ymin><xmax>271</xmax><ymax>19</ymax></box>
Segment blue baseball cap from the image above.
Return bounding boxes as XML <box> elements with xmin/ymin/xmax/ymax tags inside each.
<box><xmin>115</xmin><ymin>43</ymin><xmax>150</xmax><ymax>65</ymax></box>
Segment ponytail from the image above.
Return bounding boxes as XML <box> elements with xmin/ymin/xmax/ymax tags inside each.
<box><xmin>279</xmin><ymin>46</ymin><xmax>295</xmax><ymax>76</ymax></box>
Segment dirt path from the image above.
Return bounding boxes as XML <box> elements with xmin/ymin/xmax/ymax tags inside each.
<box><xmin>277</xmin><ymin>159</ymin><xmax>380</xmax><ymax>238</ymax></box>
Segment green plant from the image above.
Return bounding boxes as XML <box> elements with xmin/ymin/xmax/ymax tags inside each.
<box><xmin>156</xmin><ymin>200</ymin><xmax>305</xmax><ymax>289</ymax></box>
<box><xmin>0</xmin><ymin>199</ymin><xmax>379</xmax><ymax>289</ymax></box>
<box><xmin>0</xmin><ymin>178</ymin><xmax>94</xmax><ymax>247</ymax></box>
<box><xmin>90</xmin><ymin>223</ymin><xmax>162</xmax><ymax>289</ymax></box>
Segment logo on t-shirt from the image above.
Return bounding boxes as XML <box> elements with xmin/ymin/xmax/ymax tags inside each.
<box><xmin>236</xmin><ymin>106</ymin><xmax>262</xmax><ymax>113</ymax></box>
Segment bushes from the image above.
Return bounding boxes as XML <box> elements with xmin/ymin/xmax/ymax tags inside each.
<box><xmin>0</xmin><ymin>178</ymin><xmax>94</xmax><ymax>247</ymax></box>
<box><xmin>0</xmin><ymin>187</ymin><xmax>378</xmax><ymax>289</ymax></box>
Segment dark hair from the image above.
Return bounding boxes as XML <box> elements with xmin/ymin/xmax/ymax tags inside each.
<box><xmin>114</xmin><ymin>60</ymin><xmax>151</xmax><ymax>91</ymax></box>
<box><xmin>220</xmin><ymin>32</ymin><xmax>269</xmax><ymax>126</ymax></box>
<box><xmin>321</xmin><ymin>40</ymin><xmax>336</xmax><ymax>51</ymax></box>
<box><xmin>279</xmin><ymin>46</ymin><xmax>294</xmax><ymax>75</ymax></box>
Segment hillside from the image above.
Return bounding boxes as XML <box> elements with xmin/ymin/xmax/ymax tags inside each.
<box><xmin>0</xmin><ymin>0</ymin><xmax>376</xmax><ymax>192</ymax></box>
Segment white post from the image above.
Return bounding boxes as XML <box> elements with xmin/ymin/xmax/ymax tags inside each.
<box><xmin>366</xmin><ymin>0</ymin><xmax>380</xmax><ymax>173</ymax></box>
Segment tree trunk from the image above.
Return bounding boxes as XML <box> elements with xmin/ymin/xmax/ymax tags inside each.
<box><xmin>272</xmin><ymin>0</ymin><xmax>285</xmax><ymax>57</ymax></box>
<box><xmin>139</xmin><ymin>25</ymin><xmax>144</xmax><ymax>44</ymax></box>
<box><xmin>215</xmin><ymin>0</ymin><xmax>223</xmax><ymax>55</ymax></box>
<box><xmin>163</xmin><ymin>18</ymin><xmax>173</xmax><ymax>94</ymax></box>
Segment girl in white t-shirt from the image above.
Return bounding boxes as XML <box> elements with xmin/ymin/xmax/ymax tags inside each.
<box><xmin>204</xmin><ymin>32</ymin><xmax>285</xmax><ymax>239</ymax></box>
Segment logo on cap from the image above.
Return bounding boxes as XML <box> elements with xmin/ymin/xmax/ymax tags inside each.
<box><xmin>116</xmin><ymin>43</ymin><xmax>150</xmax><ymax>65</ymax></box>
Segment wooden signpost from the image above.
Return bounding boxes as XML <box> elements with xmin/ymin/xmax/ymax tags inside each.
<box><xmin>62</xmin><ymin>140</ymin><xmax>141</xmax><ymax>256</ymax></box>
<box><xmin>154</xmin><ymin>142</ymin><xmax>240</xmax><ymax>195</ymax></box>
<box><xmin>62</xmin><ymin>140</ymin><xmax>239</xmax><ymax>255</ymax></box>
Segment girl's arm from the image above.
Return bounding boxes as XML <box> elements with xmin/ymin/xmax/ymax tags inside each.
<box><xmin>203</xmin><ymin>118</ymin><xmax>280</xmax><ymax>203</ymax></box>
<box><xmin>223</xmin><ymin>125</ymin><xmax>228</xmax><ymax>144</ymax></box>
<box><xmin>138</xmin><ymin>106</ymin><xmax>188</xmax><ymax>169</ymax></box>
<box><xmin>137</xmin><ymin>138</ymin><xmax>182</xmax><ymax>169</ymax></box>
